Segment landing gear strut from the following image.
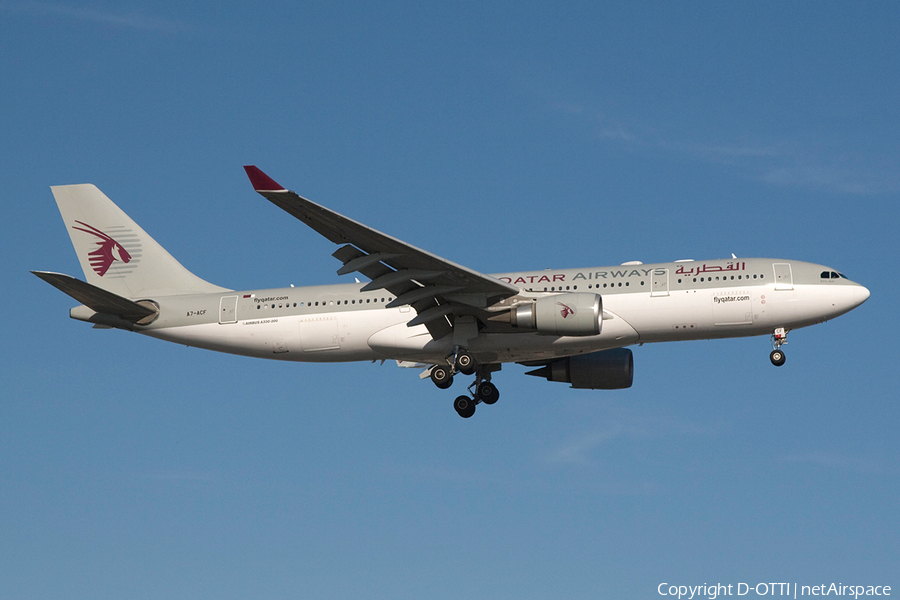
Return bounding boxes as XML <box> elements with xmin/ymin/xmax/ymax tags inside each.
<box><xmin>429</xmin><ymin>349</ymin><xmax>477</xmax><ymax>389</ymax></box>
<box><xmin>431</xmin><ymin>356</ymin><xmax>501</xmax><ymax>418</ymax></box>
<box><xmin>770</xmin><ymin>328</ymin><xmax>788</xmax><ymax>367</ymax></box>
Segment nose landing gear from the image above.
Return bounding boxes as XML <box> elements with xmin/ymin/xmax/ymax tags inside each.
<box><xmin>769</xmin><ymin>349</ymin><xmax>786</xmax><ymax>367</ymax></box>
<box><xmin>770</xmin><ymin>327</ymin><xmax>788</xmax><ymax>366</ymax></box>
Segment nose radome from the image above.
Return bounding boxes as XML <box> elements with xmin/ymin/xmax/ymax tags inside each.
<box><xmin>856</xmin><ymin>284</ymin><xmax>871</xmax><ymax>306</ymax></box>
<box><xmin>840</xmin><ymin>283</ymin><xmax>870</xmax><ymax>313</ymax></box>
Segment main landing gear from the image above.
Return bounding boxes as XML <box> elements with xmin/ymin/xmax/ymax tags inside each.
<box><xmin>453</xmin><ymin>380</ymin><xmax>500</xmax><ymax>418</ymax></box>
<box><xmin>429</xmin><ymin>352</ymin><xmax>500</xmax><ymax>418</ymax></box>
<box><xmin>769</xmin><ymin>327</ymin><xmax>788</xmax><ymax>367</ymax></box>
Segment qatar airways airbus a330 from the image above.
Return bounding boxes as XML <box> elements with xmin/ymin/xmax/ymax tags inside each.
<box><xmin>34</xmin><ymin>166</ymin><xmax>870</xmax><ymax>418</ymax></box>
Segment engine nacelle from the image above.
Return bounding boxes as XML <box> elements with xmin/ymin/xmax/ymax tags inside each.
<box><xmin>525</xmin><ymin>348</ymin><xmax>634</xmax><ymax>389</ymax></box>
<box><xmin>509</xmin><ymin>293</ymin><xmax>602</xmax><ymax>336</ymax></box>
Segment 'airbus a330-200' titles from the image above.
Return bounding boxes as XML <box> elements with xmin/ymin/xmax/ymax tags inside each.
<box><xmin>34</xmin><ymin>167</ymin><xmax>870</xmax><ymax>418</ymax></box>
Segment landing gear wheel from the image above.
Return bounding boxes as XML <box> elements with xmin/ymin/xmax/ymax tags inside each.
<box><xmin>456</xmin><ymin>352</ymin><xmax>476</xmax><ymax>375</ymax></box>
<box><xmin>475</xmin><ymin>381</ymin><xmax>499</xmax><ymax>405</ymax></box>
<box><xmin>453</xmin><ymin>395</ymin><xmax>476</xmax><ymax>418</ymax></box>
<box><xmin>769</xmin><ymin>349</ymin><xmax>786</xmax><ymax>367</ymax></box>
<box><xmin>430</xmin><ymin>365</ymin><xmax>453</xmax><ymax>389</ymax></box>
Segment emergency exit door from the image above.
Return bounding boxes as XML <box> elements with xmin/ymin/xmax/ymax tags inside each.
<box><xmin>651</xmin><ymin>268</ymin><xmax>669</xmax><ymax>297</ymax></box>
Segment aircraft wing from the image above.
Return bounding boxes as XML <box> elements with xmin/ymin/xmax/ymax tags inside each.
<box><xmin>244</xmin><ymin>166</ymin><xmax>520</xmax><ymax>338</ymax></box>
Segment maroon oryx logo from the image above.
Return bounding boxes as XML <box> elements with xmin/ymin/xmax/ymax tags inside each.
<box><xmin>557</xmin><ymin>302</ymin><xmax>575</xmax><ymax>318</ymax></box>
<box><xmin>72</xmin><ymin>220</ymin><xmax>132</xmax><ymax>277</ymax></box>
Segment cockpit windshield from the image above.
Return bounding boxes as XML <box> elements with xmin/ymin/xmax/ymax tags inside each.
<box><xmin>820</xmin><ymin>270</ymin><xmax>847</xmax><ymax>279</ymax></box>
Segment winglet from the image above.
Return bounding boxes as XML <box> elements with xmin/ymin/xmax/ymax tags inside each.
<box><xmin>243</xmin><ymin>165</ymin><xmax>285</xmax><ymax>191</ymax></box>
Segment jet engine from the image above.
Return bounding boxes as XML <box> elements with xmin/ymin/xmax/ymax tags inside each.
<box><xmin>525</xmin><ymin>348</ymin><xmax>634</xmax><ymax>389</ymax></box>
<box><xmin>507</xmin><ymin>293</ymin><xmax>602</xmax><ymax>336</ymax></box>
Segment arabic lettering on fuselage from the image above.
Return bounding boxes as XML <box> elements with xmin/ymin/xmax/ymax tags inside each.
<box><xmin>498</xmin><ymin>262</ymin><xmax>747</xmax><ymax>286</ymax></box>
<box><xmin>674</xmin><ymin>262</ymin><xmax>746</xmax><ymax>278</ymax></box>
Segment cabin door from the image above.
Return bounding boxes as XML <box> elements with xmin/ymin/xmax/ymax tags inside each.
<box><xmin>219</xmin><ymin>295</ymin><xmax>238</xmax><ymax>324</ymax></box>
<box><xmin>773</xmin><ymin>263</ymin><xmax>793</xmax><ymax>290</ymax></box>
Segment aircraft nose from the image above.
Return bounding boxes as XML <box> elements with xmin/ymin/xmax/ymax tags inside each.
<box><xmin>840</xmin><ymin>283</ymin><xmax>870</xmax><ymax>313</ymax></box>
<box><xmin>826</xmin><ymin>282</ymin><xmax>870</xmax><ymax>318</ymax></box>
<box><xmin>854</xmin><ymin>284</ymin><xmax>871</xmax><ymax>307</ymax></box>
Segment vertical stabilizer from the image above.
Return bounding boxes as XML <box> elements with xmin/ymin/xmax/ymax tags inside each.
<box><xmin>50</xmin><ymin>184</ymin><xmax>229</xmax><ymax>298</ymax></box>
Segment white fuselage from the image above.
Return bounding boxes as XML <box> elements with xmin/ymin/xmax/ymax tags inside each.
<box><xmin>129</xmin><ymin>258</ymin><xmax>869</xmax><ymax>366</ymax></box>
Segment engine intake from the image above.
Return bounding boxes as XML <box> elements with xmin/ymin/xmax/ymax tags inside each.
<box><xmin>509</xmin><ymin>293</ymin><xmax>602</xmax><ymax>336</ymax></box>
<box><xmin>525</xmin><ymin>348</ymin><xmax>634</xmax><ymax>389</ymax></box>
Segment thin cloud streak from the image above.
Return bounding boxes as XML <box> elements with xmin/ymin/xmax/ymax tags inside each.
<box><xmin>1</xmin><ymin>1</ymin><xmax>191</xmax><ymax>33</ymax></box>
<box><xmin>136</xmin><ymin>470</ymin><xmax>218</xmax><ymax>482</ymax></box>
<box><xmin>558</xmin><ymin>102</ymin><xmax>900</xmax><ymax>195</ymax></box>
<box><xmin>547</xmin><ymin>425</ymin><xmax>627</xmax><ymax>466</ymax></box>
<box><xmin>782</xmin><ymin>451</ymin><xmax>882</xmax><ymax>474</ymax></box>
<box><xmin>545</xmin><ymin>410</ymin><xmax>712</xmax><ymax>467</ymax></box>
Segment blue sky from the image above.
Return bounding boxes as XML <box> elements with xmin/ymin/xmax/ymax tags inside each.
<box><xmin>2</xmin><ymin>2</ymin><xmax>897</xmax><ymax>598</ymax></box>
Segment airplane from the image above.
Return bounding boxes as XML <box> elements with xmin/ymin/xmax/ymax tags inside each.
<box><xmin>33</xmin><ymin>166</ymin><xmax>870</xmax><ymax>418</ymax></box>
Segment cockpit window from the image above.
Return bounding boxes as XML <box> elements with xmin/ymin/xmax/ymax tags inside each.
<box><xmin>821</xmin><ymin>270</ymin><xmax>847</xmax><ymax>279</ymax></box>
<box><xmin>821</xmin><ymin>270</ymin><xmax>846</xmax><ymax>279</ymax></box>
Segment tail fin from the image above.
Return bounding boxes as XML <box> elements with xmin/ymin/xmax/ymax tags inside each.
<box><xmin>49</xmin><ymin>184</ymin><xmax>228</xmax><ymax>298</ymax></box>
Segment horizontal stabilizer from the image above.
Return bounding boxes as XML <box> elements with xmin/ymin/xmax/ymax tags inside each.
<box><xmin>32</xmin><ymin>271</ymin><xmax>158</xmax><ymax>323</ymax></box>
